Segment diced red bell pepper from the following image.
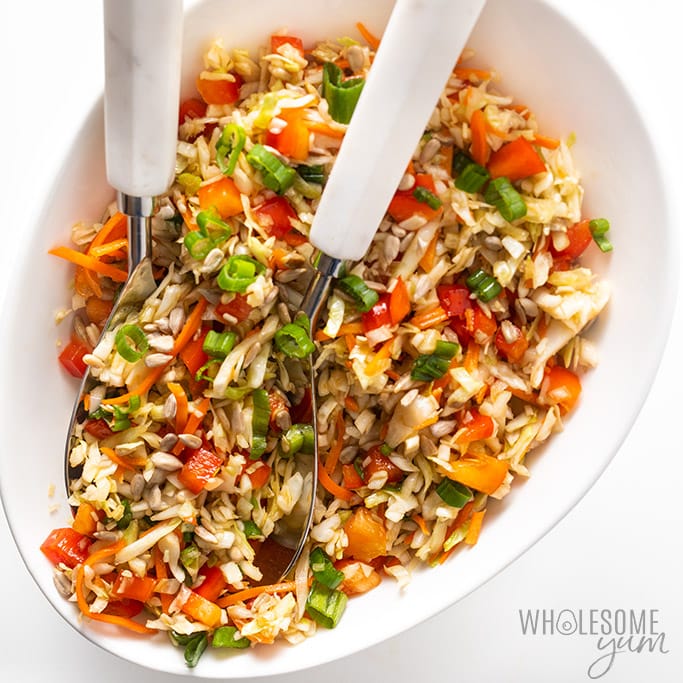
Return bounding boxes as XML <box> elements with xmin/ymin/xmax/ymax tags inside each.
<box><xmin>494</xmin><ymin>324</ymin><xmax>529</xmax><ymax>363</ymax></box>
<box><xmin>342</xmin><ymin>463</ymin><xmax>364</xmax><ymax>489</ymax></box>
<box><xmin>196</xmin><ymin>73</ymin><xmax>243</xmax><ymax>105</ymax></box>
<box><xmin>179</xmin><ymin>97</ymin><xmax>207</xmax><ymax>125</ymax></box>
<box><xmin>388</xmin><ymin>174</ymin><xmax>440</xmax><ymax>223</ymax></box>
<box><xmin>112</xmin><ymin>573</ymin><xmax>157</xmax><ymax>603</ymax></box>
<box><xmin>104</xmin><ymin>598</ymin><xmax>144</xmax><ymax>618</ymax></box>
<box><xmin>361</xmin><ymin>445</ymin><xmax>403</xmax><ymax>485</ymax></box>
<box><xmin>457</xmin><ymin>408</ymin><xmax>495</xmax><ymax>443</ymax></box>
<box><xmin>58</xmin><ymin>337</ymin><xmax>90</xmax><ymax>378</ymax></box>
<box><xmin>84</xmin><ymin>418</ymin><xmax>114</xmax><ymax>440</ymax></box>
<box><xmin>40</xmin><ymin>528</ymin><xmax>92</xmax><ymax>568</ymax></box>
<box><xmin>216</xmin><ymin>294</ymin><xmax>253</xmax><ymax>322</ymax></box>
<box><xmin>179</xmin><ymin>325</ymin><xmax>210</xmax><ymax>376</ymax></box>
<box><xmin>253</xmin><ymin>196</ymin><xmax>298</xmax><ymax>238</ymax></box>
<box><xmin>178</xmin><ymin>444</ymin><xmax>224</xmax><ymax>494</ymax></box>
<box><xmin>270</xmin><ymin>35</ymin><xmax>305</xmax><ymax>58</ymax></box>
<box><xmin>549</xmin><ymin>219</ymin><xmax>593</xmax><ymax>260</ymax></box>
<box><xmin>437</xmin><ymin>284</ymin><xmax>473</xmax><ymax>317</ymax></box>
<box><xmin>194</xmin><ymin>565</ymin><xmax>228</xmax><ymax>603</ymax></box>
<box><xmin>362</xmin><ymin>293</ymin><xmax>392</xmax><ymax>333</ymax></box>
<box><xmin>244</xmin><ymin>462</ymin><xmax>272</xmax><ymax>490</ymax></box>
<box><xmin>487</xmin><ymin>136</ymin><xmax>546</xmax><ymax>181</ymax></box>
<box><xmin>290</xmin><ymin>387</ymin><xmax>313</xmax><ymax>424</ymax></box>
<box><xmin>450</xmin><ymin>306</ymin><xmax>497</xmax><ymax>345</ymax></box>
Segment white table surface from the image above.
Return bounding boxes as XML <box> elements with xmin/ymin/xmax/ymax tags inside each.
<box><xmin>1</xmin><ymin>1</ymin><xmax>681</xmax><ymax>681</ymax></box>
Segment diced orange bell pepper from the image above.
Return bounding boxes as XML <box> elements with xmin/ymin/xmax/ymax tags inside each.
<box><xmin>197</xmin><ymin>176</ymin><xmax>243</xmax><ymax>219</ymax></box>
<box><xmin>445</xmin><ymin>452</ymin><xmax>508</xmax><ymax>495</ymax></box>
<box><xmin>343</xmin><ymin>507</ymin><xmax>387</xmax><ymax>563</ymax></box>
<box><xmin>181</xmin><ymin>590</ymin><xmax>222</xmax><ymax>628</ymax></box>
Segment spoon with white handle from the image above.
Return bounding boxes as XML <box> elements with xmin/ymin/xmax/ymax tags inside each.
<box><xmin>275</xmin><ymin>0</ymin><xmax>487</xmax><ymax>577</ymax></box>
<box><xmin>64</xmin><ymin>0</ymin><xmax>183</xmax><ymax>485</ymax></box>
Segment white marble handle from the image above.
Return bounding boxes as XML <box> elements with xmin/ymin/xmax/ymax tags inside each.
<box><xmin>310</xmin><ymin>0</ymin><xmax>486</xmax><ymax>262</ymax></box>
<box><xmin>103</xmin><ymin>0</ymin><xmax>183</xmax><ymax>198</ymax></box>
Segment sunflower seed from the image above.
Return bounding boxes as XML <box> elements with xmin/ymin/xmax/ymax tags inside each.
<box><xmin>178</xmin><ymin>433</ymin><xmax>202</xmax><ymax>449</ymax></box>
<box><xmin>145</xmin><ymin>353</ymin><xmax>173</xmax><ymax>368</ymax></box>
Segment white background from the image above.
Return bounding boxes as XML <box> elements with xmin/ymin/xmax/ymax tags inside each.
<box><xmin>1</xmin><ymin>1</ymin><xmax>681</xmax><ymax>681</ymax></box>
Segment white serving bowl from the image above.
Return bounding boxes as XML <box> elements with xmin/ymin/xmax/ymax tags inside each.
<box><xmin>0</xmin><ymin>0</ymin><xmax>676</xmax><ymax>678</ymax></box>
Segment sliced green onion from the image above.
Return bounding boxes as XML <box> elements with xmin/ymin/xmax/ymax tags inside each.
<box><xmin>196</xmin><ymin>208</ymin><xmax>231</xmax><ymax>242</ymax></box>
<box><xmin>224</xmin><ymin>384</ymin><xmax>253</xmax><ymax>400</ymax></box>
<box><xmin>246</xmin><ymin>144</ymin><xmax>296</xmax><ymax>194</ymax></box>
<box><xmin>116</xmin><ymin>499</ymin><xmax>132</xmax><ymax>530</ymax></box>
<box><xmin>251</xmin><ymin>388</ymin><xmax>271</xmax><ymax>459</ymax></box>
<box><xmin>216</xmin><ymin>123</ymin><xmax>246</xmax><ymax>177</ymax></box>
<box><xmin>466</xmin><ymin>268</ymin><xmax>502</xmax><ymax>303</ymax></box>
<box><xmin>297</xmin><ymin>164</ymin><xmax>325</xmax><ymax>185</ymax></box>
<box><xmin>184</xmin><ymin>632</ymin><xmax>208</xmax><ymax>668</ymax></box>
<box><xmin>309</xmin><ymin>547</ymin><xmax>344</xmax><ymax>589</ymax></box>
<box><xmin>484</xmin><ymin>176</ymin><xmax>527</xmax><ymax>222</ymax></box>
<box><xmin>128</xmin><ymin>395</ymin><xmax>141</xmax><ymax>412</ymax></box>
<box><xmin>194</xmin><ymin>359</ymin><xmax>221</xmax><ymax>382</ymax></box>
<box><xmin>183</xmin><ymin>230</ymin><xmax>216</xmax><ymax>260</ymax></box>
<box><xmin>202</xmin><ymin>330</ymin><xmax>237</xmax><ymax>359</ymax></box>
<box><xmin>177</xmin><ymin>172</ymin><xmax>202</xmax><ymax>196</ymax></box>
<box><xmin>589</xmin><ymin>218</ymin><xmax>613</xmax><ymax>253</ymax></box>
<box><xmin>242</xmin><ymin>520</ymin><xmax>263</xmax><ymax>539</ymax></box>
<box><xmin>413</xmin><ymin>185</ymin><xmax>442</xmax><ymax>210</ymax></box>
<box><xmin>306</xmin><ymin>580</ymin><xmax>348</xmax><ymax>628</ymax></box>
<box><xmin>455</xmin><ymin>162</ymin><xmax>490</xmax><ymax>193</ymax></box>
<box><xmin>274</xmin><ymin>322</ymin><xmax>315</xmax><ymax>359</ymax></box>
<box><xmin>180</xmin><ymin>544</ymin><xmax>201</xmax><ymax>582</ymax></box>
<box><xmin>337</xmin><ymin>274</ymin><xmax>379</xmax><ymax>312</ymax></box>
<box><xmin>451</xmin><ymin>149</ymin><xmax>473</xmax><ymax>176</ymax></box>
<box><xmin>379</xmin><ymin>443</ymin><xmax>392</xmax><ymax>457</ymax></box>
<box><xmin>411</xmin><ymin>340</ymin><xmax>459</xmax><ymax>382</ymax></box>
<box><xmin>281</xmin><ymin>423</ymin><xmax>315</xmax><ymax>456</ymax></box>
<box><xmin>212</xmin><ymin>626</ymin><xmax>250</xmax><ymax>649</ymax></box>
<box><xmin>110</xmin><ymin>416</ymin><xmax>132</xmax><ymax>432</ymax></box>
<box><xmin>115</xmin><ymin>324</ymin><xmax>149</xmax><ymax>362</ymax></box>
<box><xmin>322</xmin><ymin>62</ymin><xmax>365</xmax><ymax>124</ymax></box>
<box><xmin>217</xmin><ymin>255</ymin><xmax>265</xmax><ymax>293</ymax></box>
<box><xmin>436</xmin><ymin>479</ymin><xmax>473</xmax><ymax>507</ymax></box>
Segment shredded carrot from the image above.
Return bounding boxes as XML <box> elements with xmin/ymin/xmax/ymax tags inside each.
<box><xmin>463</xmin><ymin>341</ymin><xmax>480</xmax><ymax>373</ymax></box>
<box><xmin>49</xmin><ymin>246</ymin><xmax>128</xmax><ymax>282</ymax></box>
<box><xmin>75</xmin><ymin>539</ymin><xmax>155</xmax><ymax>634</ymax></box>
<box><xmin>465</xmin><ymin>509</ymin><xmax>486</xmax><ymax>545</ymax></box>
<box><xmin>509</xmin><ymin>103</ymin><xmax>531</xmax><ymax>119</ymax></box>
<box><xmin>418</xmin><ymin>231</ymin><xmax>439</xmax><ymax>272</ymax></box>
<box><xmin>508</xmin><ymin>385</ymin><xmax>540</xmax><ymax>405</ymax></box>
<box><xmin>435</xmin><ymin>501</ymin><xmax>475</xmax><ymax>564</ymax></box>
<box><xmin>385</xmin><ymin>368</ymin><xmax>400</xmax><ymax>382</ymax></box>
<box><xmin>356</xmin><ymin>21</ymin><xmax>380</xmax><ymax>49</ymax></box>
<box><xmin>167</xmin><ymin>382</ymin><xmax>188</xmax><ymax>434</ymax></box>
<box><xmin>87</xmin><ymin>212</ymin><xmax>127</xmax><ymax>254</ymax></box>
<box><xmin>344</xmin><ymin>396</ymin><xmax>359</xmax><ymax>413</ymax></box>
<box><xmin>532</xmin><ymin>133</ymin><xmax>560</xmax><ymax>150</ymax></box>
<box><xmin>76</xmin><ymin>266</ymin><xmax>102</xmax><ymax>298</ymax></box>
<box><xmin>325</xmin><ymin>411</ymin><xmax>346</xmax><ymax>475</ymax></box>
<box><xmin>379</xmin><ymin>421</ymin><xmax>389</xmax><ymax>441</ymax></box>
<box><xmin>411</xmin><ymin>514</ymin><xmax>430</xmax><ymax>536</ymax></box>
<box><xmin>411</xmin><ymin>304</ymin><xmax>449</xmax><ymax>330</ymax></box>
<box><xmin>469</xmin><ymin>109</ymin><xmax>490</xmax><ymax>166</ymax></box>
<box><xmin>344</xmin><ymin>334</ymin><xmax>357</xmax><ymax>353</ymax></box>
<box><xmin>268</xmin><ymin>247</ymin><xmax>289</xmax><ymax>271</ymax></box>
<box><xmin>89</xmin><ymin>238</ymin><xmax>129</xmax><ymax>259</ymax></box>
<box><xmin>318</xmin><ymin>457</ymin><xmax>355</xmax><ymax>502</ymax></box>
<box><xmin>315</xmin><ymin>329</ymin><xmax>332</xmax><ymax>342</ymax></box>
<box><xmin>172</xmin><ymin>396</ymin><xmax>211</xmax><ymax>455</ymax></box>
<box><xmin>338</xmin><ymin>322</ymin><xmax>365</xmax><ymax>336</ymax></box>
<box><xmin>453</xmin><ymin>66</ymin><xmax>491</xmax><ymax>82</ymax></box>
<box><xmin>364</xmin><ymin>338</ymin><xmax>393</xmax><ymax>375</ymax></box>
<box><xmin>217</xmin><ymin>581</ymin><xmax>300</xmax><ymax>608</ymax></box>
<box><xmin>439</xmin><ymin>144</ymin><xmax>454</xmax><ymax>175</ymax></box>
<box><xmin>100</xmin><ymin>446</ymin><xmax>136</xmax><ymax>472</ymax></box>
<box><xmin>475</xmin><ymin>383</ymin><xmax>489</xmax><ymax>404</ymax></box>
<box><xmin>103</xmin><ymin>298</ymin><xmax>208</xmax><ymax>405</ymax></box>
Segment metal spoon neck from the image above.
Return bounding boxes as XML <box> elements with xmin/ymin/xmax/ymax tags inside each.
<box><xmin>117</xmin><ymin>192</ymin><xmax>154</xmax><ymax>272</ymax></box>
<box><xmin>301</xmin><ymin>253</ymin><xmax>344</xmax><ymax>329</ymax></box>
